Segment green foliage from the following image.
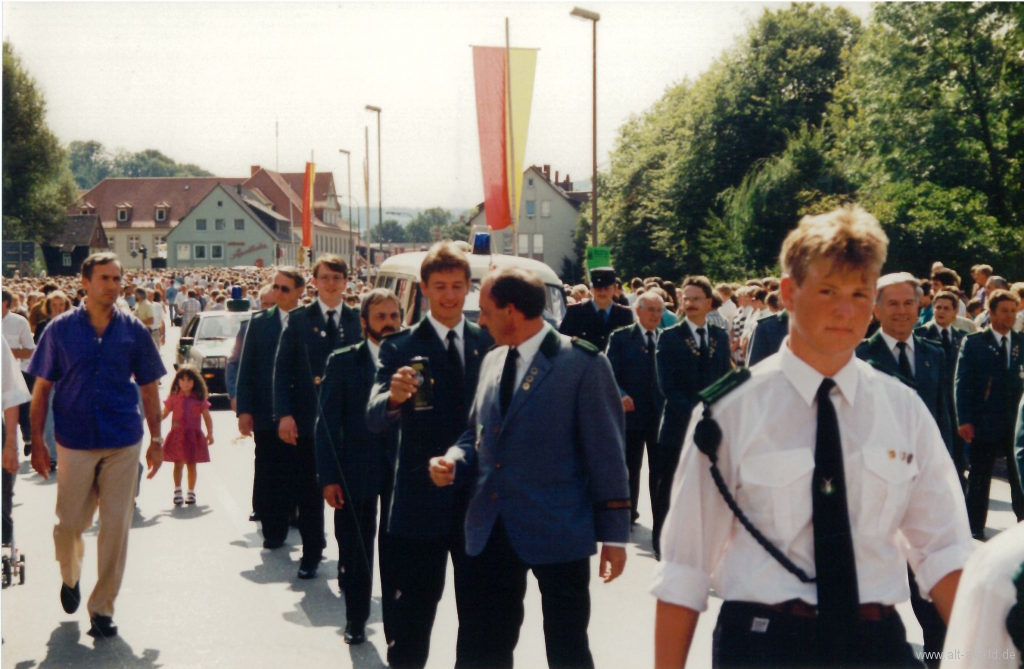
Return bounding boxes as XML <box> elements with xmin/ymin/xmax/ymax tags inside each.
<box><xmin>406</xmin><ymin>207</ymin><xmax>452</xmax><ymax>243</ymax></box>
<box><xmin>370</xmin><ymin>219</ymin><xmax>408</xmax><ymax>243</ymax></box>
<box><xmin>68</xmin><ymin>141</ymin><xmax>213</xmax><ymax>189</ymax></box>
<box><xmin>437</xmin><ymin>220</ymin><xmax>470</xmax><ymax>242</ymax></box>
<box><xmin>3</xmin><ymin>41</ymin><xmax>78</xmax><ymax>243</ymax></box>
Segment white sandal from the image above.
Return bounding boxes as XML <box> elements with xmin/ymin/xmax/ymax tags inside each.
<box><xmin>173</xmin><ymin>488</ymin><xmax>184</xmax><ymax>506</ymax></box>
<box><xmin>186</xmin><ymin>491</ymin><xmax>196</xmax><ymax>505</ymax></box>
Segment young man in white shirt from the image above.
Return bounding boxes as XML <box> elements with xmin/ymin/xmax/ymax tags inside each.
<box><xmin>2</xmin><ymin>289</ymin><xmax>37</xmax><ymax>454</ymax></box>
<box><xmin>652</xmin><ymin>206</ymin><xmax>973</xmax><ymax>668</ymax></box>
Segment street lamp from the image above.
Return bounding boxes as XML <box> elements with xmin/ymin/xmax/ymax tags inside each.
<box><xmin>570</xmin><ymin>6</ymin><xmax>600</xmax><ymax>246</ymax></box>
<box><xmin>338</xmin><ymin>148</ymin><xmax>354</xmax><ymax>273</ymax></box>
<box><xmin>365</xmin><ymin>105</ymin><xmax>383</xmax><ymax>266</ymax></box>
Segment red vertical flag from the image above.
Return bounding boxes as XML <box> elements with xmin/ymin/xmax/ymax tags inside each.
<box><xmin>473</xmin><ymin>47</ymin><xmax>511</xmax><ymax>231</ymax></box>
<box><xmin>302</xmin><ymin>162</ymin><xmax>315</xmax><ymax>248</ymax></box>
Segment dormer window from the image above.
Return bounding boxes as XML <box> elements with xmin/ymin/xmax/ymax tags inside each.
<box><xmin>154</xmin><ymin>202</ymin><xmax>170</xmax><ymax>223</ymax></box>
<box><xmin>115</xmin><ymin>202</ymin><xmax>132</xmax><ymax>223</ymax></box>
<box><xmin>117</xmin><ymin>209</ymin><xmax>128</xmax><ymax>222</ymax></box>
<box><xmin>156</xmin><ymin>209</ymin><xmax>166</xmax><ymax>222</ymax></box>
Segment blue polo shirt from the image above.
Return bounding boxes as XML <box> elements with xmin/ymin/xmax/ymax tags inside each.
<box><xmin>27</xmin><ymin>304</ymin><xmax>166</xmax><ymax>450</ymax></box>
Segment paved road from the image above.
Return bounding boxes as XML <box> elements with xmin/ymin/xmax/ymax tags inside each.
<box><xmin>1</xmin><ymin>325</ymin><xmax>1017</xmax><ymax>668</ymax></box>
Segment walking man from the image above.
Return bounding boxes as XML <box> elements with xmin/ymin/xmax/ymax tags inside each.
<box><xmin>28</xmin><ymin>253</ymin><xmax>166</xmax><ymax>638</ymax></box>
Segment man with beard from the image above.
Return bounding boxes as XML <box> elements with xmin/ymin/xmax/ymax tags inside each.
<box><xmin>315</xmin><ymin>289</ymin><xmax>401</xmax><ymax>646</ymax></box>
<box><xmin>236</xmin><ymin>270</ymin><xmax>302</xmax><ymax>531</ymax></box>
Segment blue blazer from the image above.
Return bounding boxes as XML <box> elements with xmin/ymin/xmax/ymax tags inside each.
<box><xmin>451</xmin><ymin>328</ymin><xmax>630</xmax><ymax>564</ymax></box>
<box><xmin>746</xmin><ymin>310</ymin><xmax>788</xmax><ymax>367</ymax></box>
<box><xmin>605</xmin><ymin>323</ymin><xmax>664</xmax><ymax>432</ymax></box>
<box><xmin>235</xmin><ymin>307</ymin><xmax>283</xmax><ymax>432</ymax></box>
<box><xmin>855</xmin><ymin>332</ymin><xmax>954</xmax><ymax>454</ymax></box>
<box><xmin>366</xmin><ymin>318</ymin><xmax>493</xmax><ymax>540</ymax></box>
<box><xmin>315</xmin><ymin>341</ymin><xmax>396</xmax><ymax>501</ymax></box>
<box><xmin>656</xmin><ymin>321</ymin><xmax>732</xmax><ymax>452</ymax></box>
<box><xmin>273</xmin><ymin>300</ymin><xmax>362</xmax><ymax>439</ymax></box>
<box><xmin>955</xmin><ymin>328</ymin><xmax>1024</xmax><ymax>442</ymax></box>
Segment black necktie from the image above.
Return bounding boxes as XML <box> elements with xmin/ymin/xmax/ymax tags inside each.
<box><xmin>647</xmin><ymin>331</ymin><xmax>659</xmax><ymax>393</ymax></box>
<box><xmin>813</xmin><ymin>378</ymin><xmax>860</xmax><ymax>665</ymax></box>
<box><xmin>325</xmin><ymin>309</ymin><xmax>339</xmax><ymax>347</ymax></box>
<box><xmin>447</xmin><ymin>330</ymin><xmax>464</xmax><ymax>376</ymax></box>
<box><xmin>896</xmin><ymin>341</ymin><xmax>913</xmax><ymax>380</ymax></box>
<box><xmin>697</xmin><ymin>327</ymin><xmax>709</xmax><ymax>386</ymax></box>
<box><xmin>941</xmin><ymin>329</ymin><xmax>951</xmax><ymax>355</ymax></box>
<box><xmin>500</xmin><ymin>348</ymin><xmax>519</xmax><ymax>416</ymax></box>
<box><xmin>1001</xmin><ymin>335</ymin><xmax>1009</xmax><ymax>370</ymax></box>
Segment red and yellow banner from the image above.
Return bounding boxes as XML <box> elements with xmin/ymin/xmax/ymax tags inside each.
<box><xmin>302</xmin><ymin>161</ymin><xmax>315</xmax><ymax>248</ymax></box>
<box><xmin>472</xmin><ymin>46</ymin><xmax>537</xmax><ymax>231</ymax></box>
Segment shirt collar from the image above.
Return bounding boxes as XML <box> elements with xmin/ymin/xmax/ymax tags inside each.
<box><xmin>367</xmin><ymin>339</ymin><xmax>382</xmax><ymax>368</ymax></box>
<box><xmin>991</xmin><ymin>329</ymin><xmax>1007</xmax><ymax>346</ymax></box>
<box><xmin>278</xmin><ymin>307</ymin><xmax>289</xmax><ymax>325</ymax></box>
<box><xmin>780</xmin><ymin>338</ymin><xmax>859</xmax><ymax>408</ymax></box>
<box><xmin>879</xmin><ymin>330</ymin><xmax>914</xmax><ymax>355</ymax></box>
<box><xmin>640</xmin><ymin>324</ymin><xmax>659</xmax><ymax>339</ymax></box>
<box><xmin>591</xmin><ymin>300</ymin><xmax>610</xmax><ymax>316</ymax></box>
<box><xmin>684</xmin><ymin>317</ymin><xmax>707</xmax><ymax>339</ymax></box>
<box><xmin>512</xmin><ymin>322</ymin><xmax>552</xmax><ymax>368</ymax></box>
<box><xmin>427</xmin><ymin>312</ymin><xmax>465</xmax><ymax>344</ymax></box>
<box><xmin>317</xmin><ymin>299</ymin><xmax>343</xmax><ymax>321</ymax></box>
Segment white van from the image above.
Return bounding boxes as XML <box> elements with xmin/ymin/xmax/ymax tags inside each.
<box><xmin>374</xmin><ymin>247</ymin><xmax>568</xmax><ymax>327</ymax></box>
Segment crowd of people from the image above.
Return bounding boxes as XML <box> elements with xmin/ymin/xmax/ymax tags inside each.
<box><xmin>2</xmin><ymin>204</ymin><xmax>1024</xmax><ymax>668</ymax></box>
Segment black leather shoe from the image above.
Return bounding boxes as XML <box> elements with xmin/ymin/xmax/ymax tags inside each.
<box><xmin>262</xmin><ymin>538</ymin><xmax>284</xmax><ymax>549</ymax></box>
<box><xmin>344</xmin><ymin>623</ymin><xmax>366</xmax><ymax>645</ymax></box>
<box><xmin>297</xmin><ymin>557</ymin><xmax>319</xmax><ymax>580</ymax></box>
<box><xmin>87</xmin><ymin>615</ymin><xmax>118</xmax><ymax>638</ymax></box>
<box><xmin>23</xmin><ymin>442</ymin><xmax>31</xmax><ymax>457</ymax></box>
<box><xmin>60</xmin><ymin>581</ymin><xmax>81</xmax><ymax>614</ymax></box>
<box><xmin>249</xmin><ymin>511</ymin><xmax>260</xmax><ymax>522</ymax></box>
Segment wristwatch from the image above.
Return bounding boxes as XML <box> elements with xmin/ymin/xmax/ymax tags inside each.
<box><xmin>150</xmin><ymin>436</ymin><xmax>164</xmax><ymax>446</ymax></box>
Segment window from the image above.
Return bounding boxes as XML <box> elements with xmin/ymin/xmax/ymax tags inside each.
<box><xmin>540</xmin><ymin>200</ymin><xmax>551</xmax><ymax>218</ymax></box>
<box><xmin>128</xmin><ymin>235</ymin><xmax>141</xmax><ymax>252</ymax></box>
<box><xmin>211</xmin><ymin>244</ymin><xmax>224</xmax><ymax>260</ymax></box>
<box><xmin>234</xmin><ymin>219</ymin><xmax>244</xmax><ymax>231</ymax></box>
<box><xmin>525</xmin><ymin>200</ymin><xmax>535</xmax><ymax>218</ymax></box>
<box><xmin>177</xmin><ymin>244</ymin><xmax>191</xmax><ymax>260</ymax></box>
<box><xmin>502</xmin><ymin>233</ymin><xmax>513</xmax><ymax>255</ymax></box>
<box><xmin>196</xmin><ymin>219</ymin><xmax>207</xmax><ymax>231</ymax></box>
<box><xmin>215</xmin><ymin>219</ymin><xmax>226</xmax><ymax>231</ymax></box>
<box><xmin>109</xmin><ymin>237</ymin><xmax>116</xmax><ymax>251</ymax></box>
<box><xmin>518</xmin><ymin>233</ymin><xmax>529</xmax><ymax>255</ymax></box>
<box><xmin>194</xmin><ymin>245</ymin><xmax>207</xmax><ymax>260</ymax></box>
<box><xmin>155</xmin><ymin>209</ymin><xmax>166</xmax><ymax>222</ymax></box>
<box><xmin>532</xmin><ymin>234</ymin><xmax>544</xmax><ymax>262</ymax></box>
<box><xmin>117</xmin><ymin>209</ymin><xmax>128</xmax><ymax>222</ymax></box>
<box><xmin>528</xmin><ymin>178</ymin><xmax>534</xmax><ymax>186</ymax></box>
<box><xmin>62</xmin><ymin>254</ymin><xmax>72</xmax><ymax>267</ymax></box>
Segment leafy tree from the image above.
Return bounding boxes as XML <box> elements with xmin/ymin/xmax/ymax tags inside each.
<box><xmin>438</xmin><ymin>220</ymin><xmax>470</xmax><ymax>242</ymax></box>
<box><xmin>407</xmin><ymin>207</ymin><xmax>451</xmax><ymax>243</ymax></box>
<box><xmin>68</xmin><ymin>140</ymin><xmax>113</xmax><ymax>189</ymax></box>
<box><xmin>2</xmin><ymin>41</ymin><xmax>78</xmax><ymax>242</ymax></box>
<box><xmin>68</xmin><ymin>142</ymin><xmax>213</xmax><ymax>189</ymax></box>
<box><xmin>370</xmin><ymin>219</ymin><xmax>408</xmax><ymax>243</ymax></box>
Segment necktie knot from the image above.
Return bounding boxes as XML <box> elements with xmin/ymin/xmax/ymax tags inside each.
<box><xmin>895</xmin><ymin>341</ymin><xmax>906</xmax><ymax>353</ymax></box>
<box><xmin>326</xmin><ymin>309</ymin><xmax>336</xmax><ymax>322</ymax></box>
<box><xmin>696</xmin><ymin>327</ymin><xmax>706</xmax><ymax>338</ymax></box>
<box><xmin>447</xmin><ymin>330</ymin><xmax>458</xmax><ymax>343</ymax></box>
<box><xmin>816</xmin><ymin>377</ymin><xmax>836</xmax><ymax>402</ymax></box>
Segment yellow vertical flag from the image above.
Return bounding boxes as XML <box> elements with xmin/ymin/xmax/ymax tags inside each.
<box><xmin>506</xmin><ymin>48</ymin><xmax>537</xmax><ymax>225</ymax></box>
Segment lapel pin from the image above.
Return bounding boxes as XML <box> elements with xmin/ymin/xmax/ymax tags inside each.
<box><xmin>888</xmin><ymin>449</ymin><xmax>896</xmax><ymax>460</ymax></box>
<box><xmin>320</xmin><ymin>331</ymin><xmax>326</xmax><ymax>337</ymax></box>
<box><xmin>821</xmin><ymin>477</ymin><xmax>835</xmax><ymax>495</ymax></box>
<box><xmin>906</xmin><ymin>454</ymin><xmax>914</xmax><ymax>465</ymax></box>
<box><xmin>314</xmin><ymin>327</ymin><xmax>319</xmax><ymax>333</ymax></box>
<box><xmin>473</xmin><ymin>349</ymin><xmax>478</xmax><ymax>357</ymax></box>
<box><xmin>900</xmin><ymin>451</ymin><xmax>907</xmax><ymax>461</ymax></box>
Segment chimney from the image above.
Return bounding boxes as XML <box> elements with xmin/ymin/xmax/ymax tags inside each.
<box><xmin>237</xmin><ymin>184</ymin><xmax>242</xmax><ymax>195</ymax></box>
<box><xmin>543</xmin><ymin>164</ymin><xmax>551</xmax><ymax>180</ymax></box>
<box><xmin>555</xmin><ymin>170</ymin><xmax>559</xmax><ymax>184</ymax></box>
<box><xmin>251</xmin><ymin>165</ymin><xmax>261</xmax><ymax>177</ymax></box>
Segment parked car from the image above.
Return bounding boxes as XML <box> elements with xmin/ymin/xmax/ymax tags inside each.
<box><xmin>374</xmin><ymin>246</ymin><xmax>567</xmax><ymax>327</ymax></box>
<box><xmin>175</xmin><ymin>310</ymin><xmax>251</xmax><ymax>395</ymax></box>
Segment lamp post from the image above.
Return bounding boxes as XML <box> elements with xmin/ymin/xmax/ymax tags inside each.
<box><xmin>366</xmin><ymin>105</ymin><xmax>383</xmax><ymax>266</ymax></box>
<box><xmin>570</xmin><ymin>6</ymin><xmax>600</xmax><ymax>246</ymax></box>
<box><xmin>338</xmin><ymin>148</ymin><xmax>354</xmax><ymax>273</ymax></box>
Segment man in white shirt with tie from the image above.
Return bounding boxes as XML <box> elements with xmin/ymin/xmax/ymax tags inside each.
<box><xmin>652</xmin><ymin>205</ymin><xmax>973</xmax><ymax>668</ymax></box>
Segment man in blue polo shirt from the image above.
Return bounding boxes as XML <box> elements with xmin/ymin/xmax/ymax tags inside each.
<box><xmin>28</xmin><ymin>252</ymin><xmax>166</xmax><ymax>640</ymax></box>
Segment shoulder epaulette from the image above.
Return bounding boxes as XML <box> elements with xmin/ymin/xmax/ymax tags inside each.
<box><xmin>865</xmin><ymin>359</ymin><xmax>917</xmax><ymax>391</ymax></box>
<box><xmin>697</xmin><ymin>367</ymin><xmax>751</xmax><ymax>405</ymax></box>
<box><xmin>381</xmin><ymin>329</ymin><xmax>408</xmax><ymax>342</ymax></box>
<box><xmin>965</xmin><ymin>330</ymin><xmax>985</xmax><ymax>339</ymax></box>
<box><xmin>333</xmin><ymin>344</ymin><xmax>358</xmax><ymax>356</ymax></box>
<box><xmin>571</xmin><ymin>337</ymin><xmax>599</xmax><ymax>356</ymax></box>
<box><xmin>610</xmin><ymin>324</ymin><xmax>633</xmax><ymax>336</ymax></box>
<box><xmin>917</xmin><ymin>337</ymin><xmax>943</xmax><ymax>351</ymax></box>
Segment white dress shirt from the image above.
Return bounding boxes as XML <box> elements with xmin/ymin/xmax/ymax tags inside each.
<box><xmin>991</xmin><ymin>330</ymin><xmax>1012</xmax><ymax>369</ymax></box>
<box><xmin>496</xmin><ymin>322</ymin><xmax>551</xmax><ymax>390</ymax></box>
<box><xmin>880</xmin><ymin>330</ymin><xmax>916</xmax><ymax>376</ymax></box>
<box><xmin>650</xmin><ymin>340</ymin><xmax>973</xmax><ymax>612</ymax></box>
<box><xmin>683</xmin><ymin>317</ymin><xmax>710</xmax><ymax>343</ymax></box>
<box><xmin>368</xmin><ymin>339</ymin><xmax>382</xmax><ymax>369</ymax></box>
<box><xmin>940</xmin><ymin>522</ymin><xmax>1023</xmax><ymax>669</ymax></box>
<box><xmin>427</xmin><ymin>313</ymin><xmax>465</xmax><ymax>366</ymax></box>
<box><xmin>2</xmin><ymin>338</ymin><xmax>32</xmax><ymax>410</ymax></box>
<box><xmin>1</xmin><ymin>311</ymin><xmax>35</xmax><ymax>372</ymax></box>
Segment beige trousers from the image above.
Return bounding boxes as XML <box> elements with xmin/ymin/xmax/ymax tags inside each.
<box><xmin>54</xmin><ymin>442</ymin><xmax>141</xmax><ymax>618</ymax></box>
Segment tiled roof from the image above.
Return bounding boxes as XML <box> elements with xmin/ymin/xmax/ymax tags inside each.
<box><xmin>53</xmin><ymin>215</ymin><xmax>107</xmax><ymax>251</ymax></box>
<box><xmin>71</xmin><ymin>177</ymin><xmax>245</xmax><ymax>228</ymax></box>
<box><xmin>280</xmin><ymin>172</ymin><xmax>336</xmax><ymax>203</ymax></box>
<box><xmin>243</xmin><ymin>167</ymin><xmax>347</xmax><ymax>232</ymax></box>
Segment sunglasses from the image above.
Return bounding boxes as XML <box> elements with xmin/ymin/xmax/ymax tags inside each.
<box><xmin>272</xmin><ymin>284</ymin><xmax>293</xmax><ymax>294</ymax></box>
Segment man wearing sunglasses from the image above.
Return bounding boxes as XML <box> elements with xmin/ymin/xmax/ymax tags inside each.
<box><xmin>235</xmin><ymin>268</ymin><xmax>304</xmax><ymax>542</ymax></box>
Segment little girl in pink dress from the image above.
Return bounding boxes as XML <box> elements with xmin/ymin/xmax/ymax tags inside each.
<box><xmin>162</xmin><ymin>365</ymin><xmax>213</xmax><ymax>505</ymax></box>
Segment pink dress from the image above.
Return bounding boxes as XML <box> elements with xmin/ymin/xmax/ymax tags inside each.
<box><xmin>162</xmin><ymin>394</ymin><xmax>211</xmax><ymax>464</ymax></box>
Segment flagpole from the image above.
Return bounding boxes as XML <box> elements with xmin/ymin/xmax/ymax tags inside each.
<box><xmin>506</xmin><ymin>17</ymin><xmax>518</xmax><ymax>258</ymax></box>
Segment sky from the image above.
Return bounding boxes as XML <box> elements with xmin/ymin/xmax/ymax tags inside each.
<box><xmin>3</xmin><ymin>2</ymin><xmax>872</xmax><ymax>211</ymax></box>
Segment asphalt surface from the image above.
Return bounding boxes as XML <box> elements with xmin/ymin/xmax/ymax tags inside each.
<box><xmin>1</xmin><ymin>325</ymin><xmax>1017</xmax><ymax>669</ymax></box>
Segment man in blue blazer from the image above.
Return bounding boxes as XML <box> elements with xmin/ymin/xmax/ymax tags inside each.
<box><xmin>366</xmin><ymin>243</ymin><xmax>493</xmax><ymax>669</ymax></box>
<box><xmin>430</xmin><ymin>267</ymin><xmax>629</xmax><ymax>669</ymax></box>
<box><xmin>315</xmin><ymin>289</ymin><xmax>401</xmax><ymax>646</ymax></box>
<box><xmin>653</xmin><ymin>276</ymin><xmax>732</xmax><ymax>557</ymax></box>
<box><xmin>235</xmin><ymin>269</ymin><xmax>302</xmax><ymax>541</ymax></box>
<box><xmin>274</xmin><ymin>255</ymin><xmax>362</xmax><ymax>579</ymax></box>
<box><xmin>745</xmin><ymin>309</ymin><xmax>788</xmax><ymax>367</ymax></box>
<box><xmin>954</xmin><ymin>290</ymin><xmax>1024</xmax><ymax>539</ymax></box>
<box><xmin>606</xmin><ymin>291</ymin><xmax>665</xmax><ymax>525</ymax></box>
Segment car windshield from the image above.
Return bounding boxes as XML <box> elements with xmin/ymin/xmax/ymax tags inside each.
<box><xmin>195</xmin><ymin>313</ymin><xmax>248</xmax><ymax>340</ymax></box>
